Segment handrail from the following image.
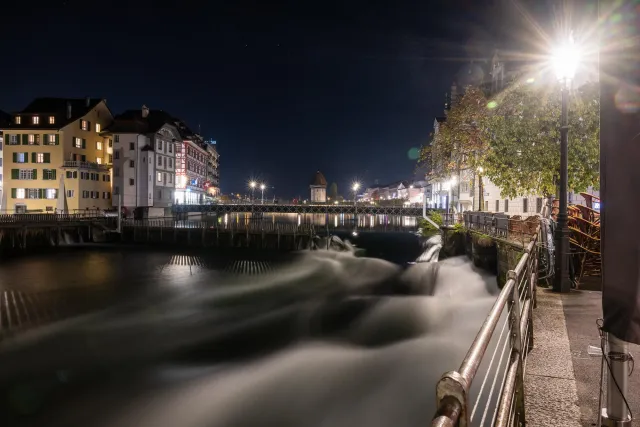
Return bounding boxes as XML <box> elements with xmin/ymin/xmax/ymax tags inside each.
<box><xmin>431</xmin><ymin>221</ymin><xmax>540</xmax><ymax>427</ymax></box>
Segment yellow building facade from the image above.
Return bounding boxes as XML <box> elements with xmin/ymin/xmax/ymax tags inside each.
<box><xmin>2</xmin><ymin>98</ymin><xmax>114</xmax><ymax>213</ymax></box>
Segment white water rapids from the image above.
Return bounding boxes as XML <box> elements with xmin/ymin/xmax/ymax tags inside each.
<box><xmin>0</xmin><ymin>244</ymin><xmax>504</xmax><ymax>427</ymax></box>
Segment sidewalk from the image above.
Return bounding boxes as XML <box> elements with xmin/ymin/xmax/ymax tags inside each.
<box><xmin>525</xmin><ymin>288</ymin><xmax>640</xmax><ymax>427</ymax></box>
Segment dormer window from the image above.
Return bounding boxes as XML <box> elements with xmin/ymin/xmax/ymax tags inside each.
<box><xmin>15</xmin><ymin>116</ymin><xmax>21</xmax><ymax>125</ymax></box>
<box><xmin>49</xmin><ymin>116</ymin><xmax>55</xmax><ymax>124</ymax></box>
<box><xmin>32</xmin><ymin>116</ymin><xmax>40</xmax><ymax>125</ymax></box>
<box><xmin>81</xmin><ymin>120</ymin><xmax>88</xmax><ymax>131</ymax></box>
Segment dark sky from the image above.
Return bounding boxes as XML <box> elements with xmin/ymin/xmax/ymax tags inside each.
<box><xmin>0</xmin><ymin>0</ymin><xmax>552</xmax><ymax>198</ymax></box>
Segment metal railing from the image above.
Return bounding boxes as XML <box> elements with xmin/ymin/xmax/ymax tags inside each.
<box><xmin>459</xmin><ymin>212</ymin><xmax>540</xmax><ymax>246</ymax></box>
<box><xmin>0</xmin><ymin>213</ymin><xmax>111</xmax><ymax>224</ymax></box>
<box><xmin>431</xmin><ymin>225</ymin><xmax>539</xmax><ymax>427</ymax></box>
<box><xmin>121</xmin><ymin>218</ymin><xmax>317</xmax><ymax>235</ymax></box>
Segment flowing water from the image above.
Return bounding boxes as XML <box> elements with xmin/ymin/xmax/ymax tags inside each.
<box><xmin>0</xmin><ymin>239</ymin><xmax>503</xmax><ymax>427</ymax></box>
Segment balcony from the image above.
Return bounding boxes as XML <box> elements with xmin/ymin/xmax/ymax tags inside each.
<box><xmin>62</xmin><ymin>161</ymin><xmax>111</xmax><ymax>172</ymax></box>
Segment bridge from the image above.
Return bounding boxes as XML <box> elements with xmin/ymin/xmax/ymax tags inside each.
<box><xmin>172</xmin><ymin>202</ymin><xmax>425</xmax><ymax>216</ymax></box>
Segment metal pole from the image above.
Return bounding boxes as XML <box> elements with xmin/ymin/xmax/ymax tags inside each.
<box><xmin>554</xmin><ymin>80</ymin><xmax>571</xmax><ymax>293</ymax></box>
<box><xmin>479</xmin><ymin>173</ymin><xmax>484</xmax><ymax>212</ymax></box>
<box><xmin>261</xmin><ymin>188</ymin><xmax>264</xmax><ymax>205</ymax></box>
<box><xmin>601</xmin><ymin>333</ymin><xmax>632</xmax><ymax>426</ymax></box>
<box><xmin>117</xmin><ymin>193</ymin><xmax>122</xmax><ymax>233</ymax></box>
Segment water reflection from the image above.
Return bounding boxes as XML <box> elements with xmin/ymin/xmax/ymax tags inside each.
<box><xmin>218</xmin><ymin>213</ymin><xmax>417</xmax><ymax>231</ymax></box>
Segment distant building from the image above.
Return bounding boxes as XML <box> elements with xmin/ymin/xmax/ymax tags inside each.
<box><xmin>103</xmin><ymin>106</ymin><xmax>180</xmax><ymax>217</ymax></box>
<box><xmin>204</xmin><ymin>139</ymin><xmax>220</xmax><ymax>199</ymax></box>
<box><xmin>310</xmin><ymin>170</ymin><xmax>327</xmax><ymax>203</ymax></box>
<box><xmin>2</xmin><ymin>97</ymin><xmax>113</xmax><ymax>213</ymax></box>
<box><xmin>0</xmin><ymin>109</ymin><xmax>11</xmax><ymax>208</ymax></box>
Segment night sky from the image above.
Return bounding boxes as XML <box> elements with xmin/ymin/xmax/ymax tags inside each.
<box><xmin>0</xmin><ymin>0</ymin><xmax>553</xmax><ymax>199</ymax></box>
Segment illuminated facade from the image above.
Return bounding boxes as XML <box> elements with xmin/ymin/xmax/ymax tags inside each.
<box><xmin>104</xmin><ymin>106</ymin><xmax>179</xmax><ymax>217</ymax></box>
<box><xmin>174</xmin><ymin>138</ymin><xmax>208</xmax><ymax>204</ymax></box>
<box><xmin>2</xmin><ymin>98</ymin><xmax>114</xmax><ymax>213</ymax></box>
<box><xmin>0</xmin><ymin>110</ymin><xmax>10</xmax><ymax>209</ymax></box>
<box><xmin>310</xmin><ymin>170</ymin><xmax>327</xmax><ymax>203</ymax></box>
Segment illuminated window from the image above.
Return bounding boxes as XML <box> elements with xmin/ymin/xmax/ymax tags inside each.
<box><xmin>16</xmin><ymin>188</ymin><xmax>25</xmax><ymax>199</ymax></box>
<box><xmin>46</xmin><ymin>189</ymin><xmax>57</xmax><ymax>199</ymax></box>
<box><xmin>74</xmin><ymin>137</ymin><xmax>82</xmax><ymax>148</ymax></box>
<box><xmin>96</xmin><ymin>141</ymin><xmax>103</xmax><ymax>150</ymax></box>
<box><xmin>95</xmin><ymin>123</ymin><xmax>101</xmax><ymax>132</ymax></box>
<box><xmin>157</xmin><ymin>172</ymin><xmax>162</xmax><ymax>182</ymax></box>
<box><xmin>15</xmin><ymin>116</ymin><xmax>21</xmax><ymax>125</ymax></box>
<box><xmin>28</xmin><ymin>134</ymin><xmax>35</xmax><ymax>144</ymax></box>
<box><xmin>96</xmin><ymin>157</ymin><xmax>102</xmax><ymax>165</ymax></box>
<box><xmin>48</xmin><ymin>134</ymin><xmax>56</xmax><ymax>144</ymax></box>
<box><xmin>36</xmin><ymin>153</ymin><xmax>44</xmax><ymax>163</ymax></box>
<box><xmin>19</xmin><ymin>169</ymin><xmax>35</xmax><ymax>179</ymax></box>
<box><xmin>48</xmin><ymin>116</ymin><xmax>55</xmax><ymax>124</ymax></box>
<box><xmin>32</xmin><ymin>116</ymin><xmax>40</xmax><ymax>125</ymax></box>
<box><xmin>81</xmin><ymin>120</ymin><xmax>88</xmax><ymax>130</ymax></box>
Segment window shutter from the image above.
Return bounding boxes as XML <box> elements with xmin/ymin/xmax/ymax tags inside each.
<box><xmin>87</xmin><ymin>121</ymin><xmax>91</xmax><ymax>131</ymax></box>
<box><xmin>24</xmin><ymin>152</ymin><xmax>29</xmax><ymax>163</ymax></box>
<box><xmin>82</xmin><ymin>139</ymin><xmax>86</xmax><ymax>149</ymax></box>
<box><xmin>55</xmin><ymin>134</ymin><xmax>60</xmax><ymax>145</ymax></box>
<box><xmin>38</xmin><ymin>189</ymin><xmax>44</xmax><ymax>199</ymax></box>
<box><xmin>33</xmin><ymin>169</ymin><xmax>37</xmax><ymax>179</ymax></box>
<box><xmin>44</xmin><ymin>153</ymin><xmax>51</xmax><ymax>163</ymax></box>
<box><xmin>22</xmin><ymin>134</ymin><xmax>28</xmax><ymax>145</ymax></box>
<box><xmin>52</xmin><ymin>169</ymin><xmax>57</xmax><ymax>179</ymax></box>
<box><xmin>31</xmin><ymin>152</ymin><xmax>36</xmax><ymax>163</ymax></box>
<box><xmin>11</xmin><ymin>169</ymin><xmax>18</xmax><ymax>179</ymax></box>
<box><xmin>81</xmin><ymin>155</ymin><xmax>86</xmax><ymax>162</ymax></box>
<box><xmin>80</xmin><ymin>120</ymin><xmax>83</xmax><ymax>129</ymax></box>
<box><xmin>11</xmin><ymin>188</ymin><xmax>16</xmax><ymax>198</ymax></box>
<box><xmin>12</xmin><ymin>153</ymin><xmax>17</xmax><ymax>162</ymax></box>
<box><xmin>15</xmin><ymin>134</ymin><xmax>20</xmax><ymax>143</ymax></box>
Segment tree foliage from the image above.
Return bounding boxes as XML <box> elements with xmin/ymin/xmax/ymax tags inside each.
<box><xmin>420</xmin><ymin>80</ymin><xmax>600</xmax><ymax>199</ymax></box>
<box><xmin>420</xmin><ymin>87</ymin><xmax>489</xmax><ymax>180</ymax></box>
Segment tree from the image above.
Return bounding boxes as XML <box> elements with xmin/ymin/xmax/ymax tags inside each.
<box><xmin>420</xmin><ymin>87</ymin><xmax>490</xmax><ymax>180</ymax></box>
<box><xmin>328</xmin><ymin>182</ymin><xmax>338</xmax><ymax>200</ymax></box>
<box><xmin>419</xmin><ymin>80</ymin><xmax>600</xmax><ymax>199</ymax></box>
<box><xmin>482</xmin><ymin>81</ymin><xmax>600</xmax><ymax>198</ymax></box>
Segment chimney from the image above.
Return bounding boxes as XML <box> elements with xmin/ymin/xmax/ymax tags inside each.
<box><xmin>141</xmin><ymin>105</ymin><xmax>149</xmax><ymax>118</ymax></box>
<box><xmin>85</xmin><ymin>96</ymin><xmax>90</xmax><ymax>107</ymax></box>
<box><xmin>66</xmin><ymin>101</ymin><xmax>72</xmax><ymax>119</ymax></box>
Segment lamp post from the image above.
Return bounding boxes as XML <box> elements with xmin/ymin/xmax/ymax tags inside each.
<box><xmin>352</xmin><ymin>182</ymin><xmax>360</xmax><ymax>231</ymax></box>
<box><xmin>552</xmin><ymin>35</ymin><xmax>579</xmax><ymax>294</ymax></box>
<box><xmin>260</xmin><ymin>183</ymin><xmax>266</xmax><ymax>205</ymax></box>
<box><xmin>249</xmin><ymin>181</ymin><xmax>256</xmax><ymax>204</ymax></box>
<box><xmin>477</xmin><ymin>167</ymin><xmax>484</xmax><ymax>212</ymax></box>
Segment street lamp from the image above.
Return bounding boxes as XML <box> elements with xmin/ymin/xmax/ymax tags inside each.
<box><xmin>551</xmin><ymin>35</ymin><xmax>579</xmax><ymax>293</ymax></box>
<box><xmin>477</xmin><ymin>166</ymin><xmax>484</xmax><ymax>212</ymax></box>
<box><xmin>260</xmin><ymin>183</ymin><xmax>266</xmax><ymax>205</ymax></box>
<box><xmin>249</xmin><ymin>181</ymin><xmax>256</xmax><ymax>204</ymax></box>
<box><xmin>352</xmin><ymin>182</ymin><xmax>360</xmax><ymax>231</ymax></box>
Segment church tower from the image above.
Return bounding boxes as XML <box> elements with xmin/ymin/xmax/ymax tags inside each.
<box><xmin>310</xmin><ymin>170</ymin><xmax>327</xmax><ymax>203</ymax></box>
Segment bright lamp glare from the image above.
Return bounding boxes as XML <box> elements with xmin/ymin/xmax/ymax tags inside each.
<box><xmin>552</xmin><ymin>37</ymin><xmax>579</xmax><ymax>80</ymax></box>
<box><xmin>352</xmin><ymin>182</ymin><xmax>360</xmax><ymax>191</ymax></box>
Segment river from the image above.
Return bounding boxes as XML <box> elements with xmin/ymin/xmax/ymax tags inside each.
<box><xmin>0</xmin><ymin>243</ymin><xmax>503</xmax><ymax>427</ymax></box>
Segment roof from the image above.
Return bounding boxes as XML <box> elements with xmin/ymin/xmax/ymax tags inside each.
<box><xmin>310</xmin><ymin>170</ymin><xmax>327</xmax><ymax>187</ymax></box>
<box><xmin>6</xmin><ymin>97</ymin><xmax>105</xmax><ymax>130</ymax></box>
<box><xmin>105</xmin><ymin>108</ymin><xmax>200</xmax><ymax>143</ymax></box>
<box><xmin>0</xmin><ymin>109</ymin><xmax>10</xmax><ymax>128</ymax></box>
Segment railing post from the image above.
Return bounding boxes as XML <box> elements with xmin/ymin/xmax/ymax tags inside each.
<box><xmin>508</xmin><ymin>269</ymin><xmax>526</xmax><ymax>426</ymax></box>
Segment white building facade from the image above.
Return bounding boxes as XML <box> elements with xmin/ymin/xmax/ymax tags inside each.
<box><xmin>105</xmin><ymin>106</ymin><xmax>178</xmax><ymax>218</ymax></box>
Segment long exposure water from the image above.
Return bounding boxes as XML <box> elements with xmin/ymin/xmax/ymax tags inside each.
<box><xmin>0</xmin><ymin>241</ymin><xmax>503</xmax><ymax>427</ymax></box>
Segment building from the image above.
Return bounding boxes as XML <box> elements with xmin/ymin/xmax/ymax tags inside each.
<box><xmin>310</xmin><ymin>170</ymin><xmax>327</xmax><ymax>203</ymax></box>
<box><xmin>2</xmin><ymin>98</ymin><xmax>113</xmax><ymax>213</ymax></box>
<box><xmin>175</xmin><ymin>133</ymin><xmax>209</xmax><ymax>205</ymax></box>
<box><xmin>0</xmin><ymin>109</ymin><xmax>11</xmax><ymax>209</ymax></box>
<box><xmin>204</xmin><ymin>139</ymin><xmax>220</xmax><ymax>200</ymax></box>
<box><xmin>103</xmin><ymin>106</ymin><xmax>179</xmax><ymax>218</ymax></box>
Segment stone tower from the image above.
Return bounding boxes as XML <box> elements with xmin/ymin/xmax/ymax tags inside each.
<box><xmin>310</xmin><ymin>170</ymin><xmax>327</xmax><ymax>203</ymax></box>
